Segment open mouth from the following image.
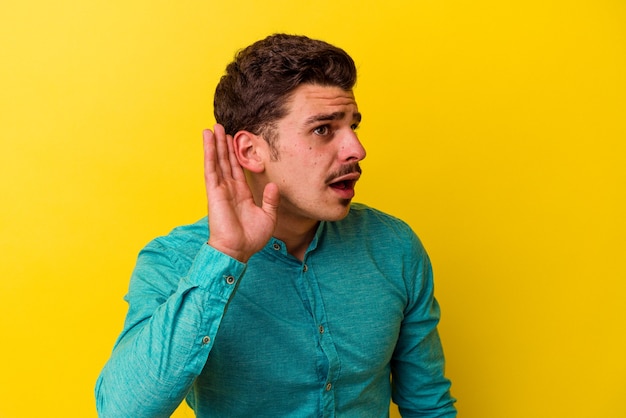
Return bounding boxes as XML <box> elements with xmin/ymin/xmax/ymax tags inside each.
<box><xmin>326</xmin><ymin>166</ymin><xmax>361</xmax><ymax>199</ymax></box>
<box><xmin>329</xmin><ymin>180</ymin><xmax>355</xmax><ymax>190</ymax></box>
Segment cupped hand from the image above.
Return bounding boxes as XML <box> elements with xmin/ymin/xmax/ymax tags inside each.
<box><xmin>203</xmin><ymin>124</ymin><xmax>279</xmax><ymax>263</ymax></box>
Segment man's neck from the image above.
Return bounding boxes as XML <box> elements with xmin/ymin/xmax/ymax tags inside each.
<box><xmin>249</xmin><ymin>177</ymin><xmax>319</xmax><ymax>261</ymax></box>
<box><xmin>273</xmin><ymin>216</ymin><xmax>319</xmax><ymax>261</ymax></box>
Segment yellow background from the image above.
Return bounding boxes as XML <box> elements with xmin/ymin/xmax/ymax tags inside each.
<box><xmin>1</xmin><ymin>0</ymin><xmax>625</xmax><ymax>417</ymax></box>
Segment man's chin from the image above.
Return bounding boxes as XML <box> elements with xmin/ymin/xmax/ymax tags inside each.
<box><xmin>322</xmin><ymin>201</ymin><xmax>352</xmax><ymax>222</ymax></box>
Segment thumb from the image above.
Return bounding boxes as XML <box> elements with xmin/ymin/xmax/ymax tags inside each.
<box><xmin>261</xmin><ymin>182</ymin><xmax>280</xmax><ymax>222</ymax></box>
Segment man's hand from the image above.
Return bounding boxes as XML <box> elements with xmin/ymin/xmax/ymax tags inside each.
<box><xmin>203</xmin><ymin>124</ymin><xmax>279</xmax><ymax>263</ymax></box>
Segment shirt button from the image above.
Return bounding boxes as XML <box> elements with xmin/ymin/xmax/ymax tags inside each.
<box><xmin>325</xmin><ymin>383</ymin><xmax>332</xmax><ymax>391</ymax></box>
<box><xmin>225</xmin><ymin>275</ymin><xmax>235</xmax><ymax>285</ymax></box>
<box><xmin>303</xmin><ymin>264</ymin><xmax>308</xmax><ymax>272</ymax></box>
<box><xmin>202</xmin><ymin>336</ymin><xmax>211</xmax><ymax>344</ymax></box>
<box><xmin>272</xmin><ymin>243</ymin><xmax>281</xmax><ymax>251</ymax></box>
<box><xmin>319</xmin><ymin>325</ymin><xmax>324</xmax><ymax>334</ymax></box>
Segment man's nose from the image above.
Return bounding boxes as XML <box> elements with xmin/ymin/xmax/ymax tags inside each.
<box><xmin>340</xmin><ymin>130</ymin><xmax>367</xmax><ymax>163</ymax></box>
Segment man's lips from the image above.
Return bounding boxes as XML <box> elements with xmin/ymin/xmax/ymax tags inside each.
<box><xmin>327</xmin><ymin>172</ymin><xmax>361</xmax><ymax>189</ymax></box>
<box><xmin>325</xmin><ymin>163</ymin><xmax>362</xmax><ymax>199</ymax></box>
<box><xmin>327</xmin><ymin>172</ymin><xmax>361</xmax><ymax>201</ymax></box>
<box><xmin>325</xmin><ymin>163</ymin><xmax>362</xmax><ymax>186</ymax></box>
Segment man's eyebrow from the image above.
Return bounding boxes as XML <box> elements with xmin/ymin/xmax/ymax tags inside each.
<box><xmin>304</xmin><ymin>111</ymin><xmax>362</xmax><ymax>126</ymax></box>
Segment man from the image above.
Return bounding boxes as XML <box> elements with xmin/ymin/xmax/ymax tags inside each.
<box><xmin>96</xmin><ymin>34</ymin><xmax>456</xmax><ymax>417</ymax></box>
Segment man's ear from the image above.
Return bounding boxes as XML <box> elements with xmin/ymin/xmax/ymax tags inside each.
<box><xmin>233</xmin><ymin>130</ymin><xmax>265</xmax><ymax>173</ymax></box>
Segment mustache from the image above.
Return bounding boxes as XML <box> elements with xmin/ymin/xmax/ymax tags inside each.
<box><xmin>325</xmin><ymin>163</ymin><xmax>362</xmax><ymax>184</ymax></box>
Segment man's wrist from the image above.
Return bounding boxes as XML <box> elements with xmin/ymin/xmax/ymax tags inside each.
<box><xmin>206</xmin><ymin>240</ymin><xmax>251</xmax><ymax>264</ymax></box>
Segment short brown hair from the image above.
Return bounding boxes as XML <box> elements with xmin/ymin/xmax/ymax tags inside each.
<box><xmin>214</xmin><ymin>34</ymin><xmax>357</xmax><ymax>148</ymax></box>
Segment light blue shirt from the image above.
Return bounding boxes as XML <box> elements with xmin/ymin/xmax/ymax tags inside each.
<box><xmin>96</xmin><ymin>203</ymin><xmax>456</xmax><ymax>417</ymax></box>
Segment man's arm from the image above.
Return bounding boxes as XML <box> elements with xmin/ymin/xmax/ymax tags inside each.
<box><xmin>95</xmin><ymin>125</ymin><xmax>279</xmax><ymax>416</ymax></box>
<box><xmin>390</xmin><ymin>236</ymin><xmax>457</xmax><ymax>417</ymax></box>
<box><xmin>95</xmin><ymin>242</ymin><xmax>246</xmax><ymax>417</ymax></box>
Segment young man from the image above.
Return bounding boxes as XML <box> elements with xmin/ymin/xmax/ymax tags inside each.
<box><xmin>96</xmin><ymin>34</ymin><xmax>456</xmax><ymax>417</ymax></box>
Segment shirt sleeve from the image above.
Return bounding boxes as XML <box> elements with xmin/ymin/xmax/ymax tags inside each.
<box><xmin>390</xmin><ymin>234</ymin><xmax>457</xmax><ymax>417</ymax></box>
<box><xmin>95</xmin><ymin>241</ymin><xmax>246</xmax><ymax>418</ymax></box>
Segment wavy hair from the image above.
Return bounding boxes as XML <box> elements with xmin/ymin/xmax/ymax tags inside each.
<box><xmin>214</xmin><ymin>34</ymin><xmax>357</xmax><ymax>154</ymax></box>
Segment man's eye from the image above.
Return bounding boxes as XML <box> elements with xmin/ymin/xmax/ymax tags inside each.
<box><xmin>314</xmin><ymin>125</ymin><xmax>330</xmax><ymax>136</ymax></box>
<box><xmin>351</xmin><ymin>123</ymin><xmax>360</xmax><ymax>131</ymax></box>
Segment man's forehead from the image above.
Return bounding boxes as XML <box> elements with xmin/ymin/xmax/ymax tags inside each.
<box><xmin>286</xmin><ymin>84</ymin><xmax>359</xmax><ymax>118</ymax></box>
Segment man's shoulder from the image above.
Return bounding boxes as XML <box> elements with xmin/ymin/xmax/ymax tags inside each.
<box><xmin>128</xmin><ymin>217</ymin><xmax>209</xmax><ymax>286</ymax></box>
<box><xmin>335</xmin><ymin>203</ymin><xmax>421</xmax><ymax>247</ymax></box>
<box><xmin>143</xmin><ymin>216</ymin><xmax>208</xmax><ymax>256</ymax></box>
<box><xmin>346</xmin><ymin>203</ymin><xmax>413</xmax><ymax>233</ymax></box>
<box><xmin>332</xmin><ymin>203</ymin><xmax>427</xmax><ymax>261</ymax></box>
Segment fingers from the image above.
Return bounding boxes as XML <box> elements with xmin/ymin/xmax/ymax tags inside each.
<box><xmin>225</xmin><ymin>128</ymin><xmax>246</xmax><ymax>181</ymax></box>
<box><xmin>213</xmin><ymin>124</ymin><xmax>233</xmax><ymax>180</ymax></box>
<box><xmin>205</xmin><ymin>124</ymin><xmax>246</xmax><ymax>183</ymax></box>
